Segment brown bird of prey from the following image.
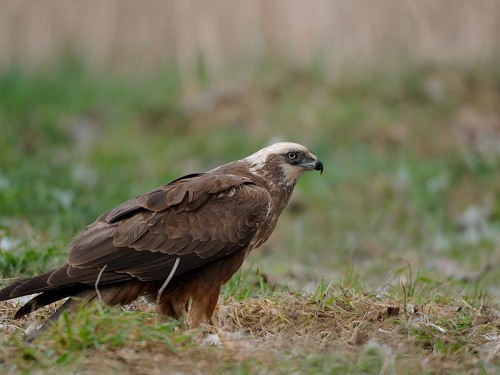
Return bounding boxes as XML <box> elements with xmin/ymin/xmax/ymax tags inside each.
<box><xmin>0</xmin><ymin>142</ymin><xmax>323</xmax><ymax>334</ymax></box>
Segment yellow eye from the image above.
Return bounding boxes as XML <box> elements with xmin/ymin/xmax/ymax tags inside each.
<box><xmin>287</xmin><ymin>152</ymin><xmax>298</xmax><ymax>160</ymax></box>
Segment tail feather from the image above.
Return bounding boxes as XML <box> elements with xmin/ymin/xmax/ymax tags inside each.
<box><xmin>0</xmin><ymin>278</ymin><xmax>30</xmax><ymax>301</ymax></box>
<box><xmin>11</xmin><ymin>267</ymin><xmax>76</xmax><ymax>297</ymax></box>
<box><xmin>13</xmin><ymin>285</ymin><xmax>84</xmax><ymax>319</ymax></box>
<box><xmin>0</xmin><ymin>270</ymin><xmax>59</xmax><ymax>301</ymax></box>
<box><xmin>1</xmin><ymin>272</ymin><xmax>154</xmax><ymax>319</ymax></box>
<box><xmin>0</xmin><ymin>266</ymin><xmax>88</xmax><ymax>322</ymax></box>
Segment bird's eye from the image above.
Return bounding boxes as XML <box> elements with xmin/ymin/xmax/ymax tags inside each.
<box><xmin>287</xmin><ymin>152</ymin><xmax>298</xmax><ymax>160</ymax></box>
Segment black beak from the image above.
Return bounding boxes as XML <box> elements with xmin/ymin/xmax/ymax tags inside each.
<box><xmin>314</xmin><ymin>159</ymin><xmax>324</xmax><ymax>174</ymax></box>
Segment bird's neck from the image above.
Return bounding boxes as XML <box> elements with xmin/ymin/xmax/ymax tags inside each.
<box><xmin>249</xmin><ymin>165</ymin><xmax>298</xmax><ymax>211</ymax></box>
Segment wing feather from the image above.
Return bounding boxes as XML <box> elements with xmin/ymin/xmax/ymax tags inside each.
<box><xmin>52</xmin><ymin>169</ymin><xmax>271</xmax><ymax>288</ymax></box>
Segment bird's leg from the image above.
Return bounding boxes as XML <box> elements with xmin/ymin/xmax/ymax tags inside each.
<box><xmin>186</xmin><ymin>284</ymin><xmax>220</xmax><ymax>329</ymax></box>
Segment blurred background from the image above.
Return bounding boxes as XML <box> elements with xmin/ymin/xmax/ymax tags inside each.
<box><xmin>1</xmin><ymin>0</ymin><xmax>500</xmax><ymax>82</ymax></box>
<box><xmin>0</xmin><ymin>0</ymin><xmax>499</xmax><ymax>299</ymax></box>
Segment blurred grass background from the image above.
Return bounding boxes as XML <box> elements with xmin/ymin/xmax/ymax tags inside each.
<box><xmin>0</xmin><ymin>0</ymin><xmax>499</xmax><ymax>302</ymax></box>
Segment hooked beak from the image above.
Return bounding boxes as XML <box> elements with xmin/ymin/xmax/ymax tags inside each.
<box><xmin>314</xmin><ymin>159</ymin><xmax>324</xmax><ymax>174</ymax></box>
<box><xmin>302</xmin><ymin>155</ymin><xmax>324</xmax><ymax>175</ymax></box>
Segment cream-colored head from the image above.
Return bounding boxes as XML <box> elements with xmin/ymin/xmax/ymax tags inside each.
<box><xmin>245</xmin><ymin>142</ymin><xmax>323</xmax><ymax>187</ymax></box>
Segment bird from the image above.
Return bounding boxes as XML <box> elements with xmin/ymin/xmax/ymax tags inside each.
<box><xmin>0</xmin><ymin>142</ymin><xmax>323</xmax><ymax>336</ymax></box>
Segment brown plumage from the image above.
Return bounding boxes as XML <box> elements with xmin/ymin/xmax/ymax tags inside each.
<box><xmin>0</xmin><ymin>142</ymin><xmax>323</xmax><ymax>335</ymax></box>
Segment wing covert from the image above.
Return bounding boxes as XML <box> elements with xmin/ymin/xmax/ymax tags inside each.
<box><xmin>65</xmin><ymin>178</ymin><xmax>271</xmax><ymax>285</ymax></box>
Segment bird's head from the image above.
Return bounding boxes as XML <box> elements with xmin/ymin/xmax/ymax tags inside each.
<box><xmin>245</xmin><ymin>142</ymin><xmax>323</xmax><ymax>188</ymax></box>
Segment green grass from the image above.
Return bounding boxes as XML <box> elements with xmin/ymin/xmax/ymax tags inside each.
<box><xmin>3</xmin><ymin>303</ymin><xmax>189</xmax><ymax>373</ymax></box>
<box><xmin>0</xmin><ymin>61</ymin><xmax>499</xmax><ymax>373</ymax></box>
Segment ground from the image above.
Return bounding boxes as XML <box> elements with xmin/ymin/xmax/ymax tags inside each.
<box><xmin>0</xmin><ymin>62</ymin><xmax>499</xmax><ymax>374</ymax></box>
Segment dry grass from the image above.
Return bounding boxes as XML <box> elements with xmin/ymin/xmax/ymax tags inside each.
<box><xmin>216</xmin><ymin>290</ymin><xmax>500</xmax><ymax>371</ymax></box>
<box><xmin>1</xmin><ymin>281</ymin><xmax>499</xmax><ymax>374</ymax></box>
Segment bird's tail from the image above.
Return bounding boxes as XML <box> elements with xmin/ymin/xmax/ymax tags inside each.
<box><xmin>0</xmin><ymin>270</ymin><xmax>92</xmax><ymax>340</ymax></box>
<box><xmin>0</xmin><ymin>268</ymin><xmax>87</xmax><ymax>319</ymax></box>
